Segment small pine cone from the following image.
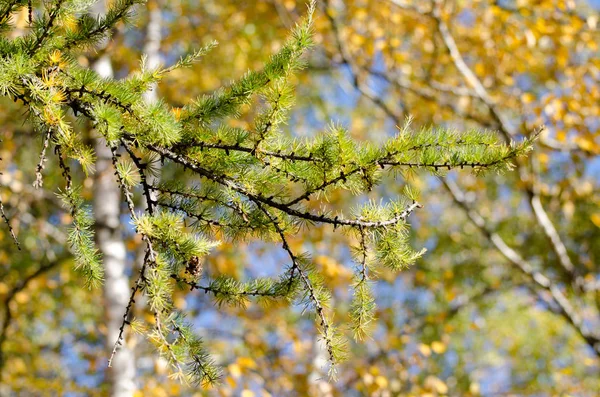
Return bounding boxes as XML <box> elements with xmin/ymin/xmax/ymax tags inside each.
<box><xmin>185</xmin><ymin>255</ymin><xmax>203</xmax><ymax>277</ymax></box>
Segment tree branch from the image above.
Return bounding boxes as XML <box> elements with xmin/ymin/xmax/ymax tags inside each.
<box><xmin>443</xmin><ymin>178</ymin><xmax>600</xmax><ymax>357</ymax></box>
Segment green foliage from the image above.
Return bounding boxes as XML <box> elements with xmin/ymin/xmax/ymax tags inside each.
<box><xmin>58</xmin><ymin>186</ymin><xmax>103</xmax><ymax>289</ymax></box>
<box><xmin>0</xmin><ymin>0</ymin><xmax>535</xmax><ymax>387</ymax></box>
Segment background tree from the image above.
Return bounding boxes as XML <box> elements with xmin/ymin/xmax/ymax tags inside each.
<box><xmin>312</xmin><ymin>0</ymin><xmax>600</xmax><ymax>394</ymax></box>
<box><xmin>0</xmin><ymin>1</ymin><xmax>598</xmax><ymax>396</ymax></box>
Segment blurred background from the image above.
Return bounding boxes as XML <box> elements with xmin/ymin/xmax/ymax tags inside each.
<box><xmin>1</xmin><ymin>0</ymin><xmax>599</xmax><ymax>395</ymax></box>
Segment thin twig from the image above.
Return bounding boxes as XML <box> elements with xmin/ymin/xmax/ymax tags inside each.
<box><xmin>443</xmin><ymin>178</ymin><xmax>600</xmax><ymax>357</ymax></box>
<box><xmin>0</xmin><ymin>196</ymin><xmax>20</xmax><ymax>250</ymax></box>
<box><xmin>33</xmin><ymin>130</ymin><xmax>52</xmax><ymax>189</ymax></box>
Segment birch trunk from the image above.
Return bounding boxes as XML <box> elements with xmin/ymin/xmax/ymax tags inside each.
<box><xmin>143</xmin><ymin>0</ymin><xmax>162</xmax><ymax>105</ymax></box>
<box><xmin>91</xmin><ymin>2</ymin><xmax>136</xmax><ymax>396</ymax></box>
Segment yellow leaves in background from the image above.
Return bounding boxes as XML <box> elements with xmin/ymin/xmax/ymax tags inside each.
<box><xmin>521</xmin><ymin>93</ymin><xmax>536</xmax><ymax>104</ymax></box>
<box><xmin>590</xmin><ymin>213</ymin><xmax>600</xmax><ymax>228</ymax></box>
<box><xmin>419</xmin><ymin>340</ymin><xmax>447</xmax><ymax>357</ymax></box>
<box><xmin>314</xmin><ymin>255</ymin><xmax>352</xmax><ymax>285</ymax></box>
<box><xmin>228</xmin><ymin>356</ymin><xmax>257</xmax><ymax>379</ymax></box>
<box><xmin>418</xmin><ymin>343</ymin><xmax>432</xmax><ymax>357</ymax></box>
<box><xmin>209</xmin><ymin>242</ymin><xmax>244</xmax><ymax>277</ymax></box>
<box><xmin>13</xmin><ymin>290</ymin><xmax>29</xmax><ymax>305</ymax></box>
<box><xmin>544</xmin><ymin>97</ymin><xmax>565</xmax><ymax>120</ymax></box>
<box><xmin>226</xmin><ymin>356</ymin><xmax>259</xmax><ymax>390</ymax></box>
<box><xmin>240</xmin><ymin>390</ymin><xmax>255</xmax><ymax>397</ymax></box>
<box><xmin>575</xmin><ymin>136</ymin><xmax>599</xmax><ymax>154</ymax></box>
<box><xmin>0</xmin><ymin>281</ymin><xmax>8</xmax><ymax>295</ymax></box>
<box><xmin>537</xmin><ymin>152</ymin><xmax>549</xmax><ymax>166</ymax></box>
<box><xmin>361</xmin><ymin>365</ymin><xmax>391</xmax><ymax>393</ymax></box>
<box><xmin>431</xmin><ymin>340</ymin><xmax>447</xmax><ymax>354</ymax></box>
<box><xmin>424</xmin><ymin>375</ymin><xmax>449</xmax><ymax>395</ymax></box>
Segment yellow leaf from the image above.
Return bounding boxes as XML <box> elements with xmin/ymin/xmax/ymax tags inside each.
<box><xmin>418</xmin><ymin>343</ymin><xmax>431</xmax><ymax>357</ymax></box>
<box><xmin>174</xmin><ymin>296</ymin><xmax>186</xmax><ymax>310</ymax></box>
<box><xmin>0</xmin><ymin>282</ymin><xmax>8</xmax><ymax>295</ymax></box>
<box><xmin>591</xmin><ymin>213</ymin><xmax>600</xmax><ymax>228</ymax></box>
<box><xmin>14</xmin><ymin>291</ymin><xmax>29</xmax><ymax>304</ymax></box>
<box><xmin>354</xmin><ymin>9</ymin><xmax>368</xmax><ymax>21</ymax></box>
<box><xmin>225</xmin><ymin>375</ymin><xmax>237</xmax><ymax>388</ymax></box>
<box><xmin>521</xmin><ymin>93</ymin><xmax>536</xmax><ymax>104</ymax></box>
<box><xmin>350</xmin><ymin>33</ymin><xmax>366</xmax><ymax>47</ymax></box>
<box><xmin>576</xmin><ymin>137</ymin><xmax>597</xmax><ymax>153</ymax></box>
<box><xmin>443</xmin><ymin>270</ymin><xmax>454</xmax><ymax>280</ymax></box>
<box><xmin>469</xmin><ymin>382</ymin><xmax>481</xmax><ymax>395</ymax></box>
<box><xmin>563</xmin><ymin>201</ymin><xmax>575</xmax><ymax>220</ymax></box>
<box><xmin>474</xmin><ymin>63</ymin><xmax>485</xmax><ymax>76</ymax></box>
<box><xmin>228</xmin><ymin>363</ymin><xmax>241</xmax><ymax>379</ymax></box>
<box><xmin>12</xmin><ymin>358</ymin><xmax>27</xmax><ymax>374</ymax></box>
<box><xmin>425</xmin><ymin>375</ymin><xmax>448</xmax><ymax>394</ymax></box>
<box><xmin>237</xmin><ymin>356</ymin><xmax>257</xmax><ymax>370</ymax></box>
<box><xmin>374</xmin><ymin>376</ymin><xmax>388</xmax><ymax>389</ymax></box>
<box><xmin>431</xmin><ymin>341</ymin><xmax>447</xmax><ymax>354</ymax></box>
<box><xmin>584</xmin><ymin>357</ymin><xmax>596</xmax><ymax>366</ymax></box>
<box><xmin>241</xmin><ymin>390</ymin><xmax>254</xmax><ymax>397</ymax></box>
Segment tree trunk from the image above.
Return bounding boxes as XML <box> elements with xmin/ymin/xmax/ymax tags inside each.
<box><xmin>92</xmin><ymin>2</ymin><xmax>136</xmax><ymax>396</ymax></box>
<box><xmin>143</xmin><ymin>0</ymin><xmax>162</xmax><ymax>105</ymax></box>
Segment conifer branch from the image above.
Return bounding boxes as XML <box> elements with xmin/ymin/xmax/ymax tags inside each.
<box><xmin>107</xmin><ymin>143</ymin><xmax>159</xmax><ymax>367</ymax></box>
<box><xmin>144</xmin><ymin>140</ymin><xmax>427</xmax><ymax>230</ymax></box>
<box><xmin>0</xmin><ymin>0</ymin><xmax>537</xmax><ymax>385</ymax></box>
<box><xmin>28</xmin><ymin>0</ymin><xmax>67</xmax><ymax>56</ymax></box>
<box><xmin>257</xmin><ymin>201</ymin><xmax>344</xmax><ymax>374</ymax></box>
<box><xmin>152</xmin><ymin>312</ymin><xmax>187</xmax><ymax>382</ymax></box>
<box><xmin>171</xmin><ymin>273</ymin><xmax>288</xmax><ymax>302</ymax></box>
<box><xmin>33</xmin><ymin>129</ymin><xmax>52</xmax><ymax>189</ymax></box>
<box><xmin>62</xmin><ymin>0</ymin><xmax>143</xmax><ymax>51</ymax></box>
<box><xmin>0</xmin><ymin>0</ymin><xmax>28</xmax><ymax>27</ymax></box>
<box><xmin>349</xmin><ymin>226</ymin><xmax>375</xmax><ymax>340</ymax></box>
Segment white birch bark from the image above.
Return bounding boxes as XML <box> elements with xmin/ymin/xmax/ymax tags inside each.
<box><xmin>91</xmin><ymin>2</ymin><xmax>136</xmax><ymax>396</ymax></box>
<box><xmin>143</xmin><ymin>1</ymin><xmax>162</xmax><ymax>105</ymax></box>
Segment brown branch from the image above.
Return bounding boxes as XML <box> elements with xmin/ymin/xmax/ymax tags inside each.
<box><xmin>0</xmin><ymin>195</ymin><xmax>20</xmax><ymax>250</ymax></box>
<box><xmin>0</xmin><ymin>259</ymin><xmax>62</xmax><ymax>377</ymax></box>
<box><xmin>428</xmin><ymin>1</ymin><xmax>579</xmax><ymax>287</ymax></box>
<box><xmin>443</xmin><ymin>178</ymin><xmax>600</xmax><ymax>357</ymax></box>
<box><xmin>323</xmin><ymin>0</ymin><xmax>406</xmax><ymax>121</ymax></box>
<box><xmin>33</xmin><ymin>130</ymin><xmax>52</xmax><ymax>189</ymax></box>
<box><xmin>384</xmin><ymin>0</ymin><xmax>580</xmax><ymax>289</ymax></box>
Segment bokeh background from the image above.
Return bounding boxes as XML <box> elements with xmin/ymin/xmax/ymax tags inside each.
<box><xmin>1</xmin><ymin>0</ymin><xmax>599</xmax><ymax>395</ymax></box>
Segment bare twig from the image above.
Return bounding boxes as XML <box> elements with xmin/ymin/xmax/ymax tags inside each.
<box><xmin>0</xmin><ymin>259</ymin><xmax>63</xmax><ymax>377</ymax></box>
<box><xmin>0</xmin><ymin>196</ymin><xmax>20</xmax><ymax>250</ymax></box>
<box><xmin>443</xmin><ymin>178</ymin><xmax>600</xmax><ymax>357</ymax></box>
<box><xmin>33</xmin><ymin>130</ymin><xmax>52</xmax><ymax>189</ymax></box>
